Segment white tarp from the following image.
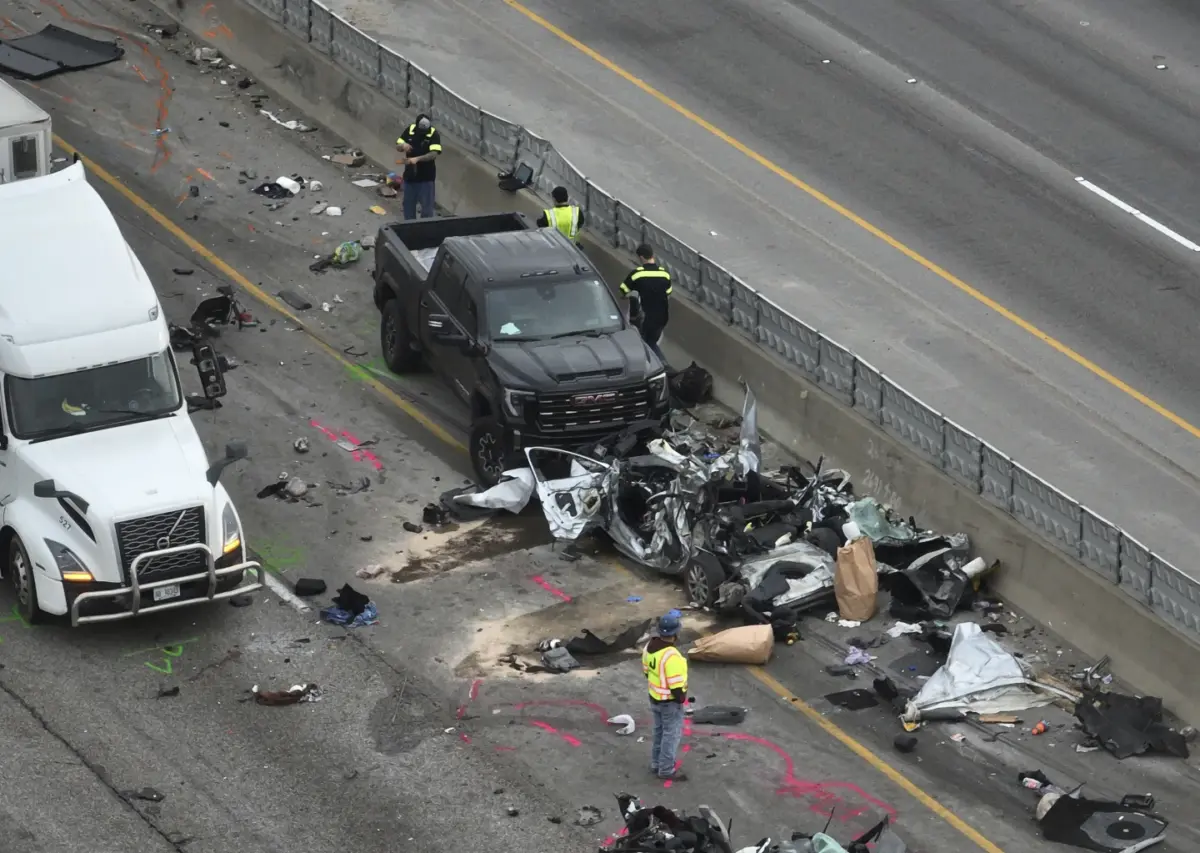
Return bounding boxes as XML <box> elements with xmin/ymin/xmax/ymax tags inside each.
<box><xmin>904</xmin><ymin>622</ymin><xmax>1067</xmax><ymax>721</ymax></box>
<box><xmin>452</xmin><ymin>468</ymin><xmax>535</xmax><ymax>511</ymax></box>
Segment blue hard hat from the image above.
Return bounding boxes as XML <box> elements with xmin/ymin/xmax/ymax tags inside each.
<box><xmin>658</xmin><ymin>612</ymin><xmax>681</xmax><ymax>636</ymax></box>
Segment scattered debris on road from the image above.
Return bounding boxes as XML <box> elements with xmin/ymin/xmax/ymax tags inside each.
<box><xmin>1020</xmin><ymin>769</ymin><xmax>1168</xmax><ymax>851</ymax></box>
<box><xmin>607</xmin><ymin>714</ymin><xmax>636</xmax><ymax>735</ymax></box>
<box><xmin>253</xmin><ymin>683</ymin><xmax>322</xmax><ymax>705</ymax></box>
<box><xmin>320</xmin><ymin>583</ymin><xmax>378</xmax><ymax>627</ymax></box>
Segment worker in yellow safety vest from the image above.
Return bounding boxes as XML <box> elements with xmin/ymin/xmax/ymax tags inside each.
<box><xmin>642</xmin><ymin>611</ymin><xmax>689</xmax><ymax>782</ymax></box>
<box><xmin>536</xmin><ymin>186</ymin><xmax>585</xmax><ymax>244</ymax></box>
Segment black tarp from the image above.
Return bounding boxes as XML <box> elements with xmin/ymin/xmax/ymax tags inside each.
<box><xmin>0</xmin><ymin>25</ymin><xmax>124</xmax><ymax>80</ymax></box>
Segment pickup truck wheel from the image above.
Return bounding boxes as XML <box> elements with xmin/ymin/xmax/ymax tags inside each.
<box><xmin>469</xmin><ymin>418</ymin><xmax>509</xmax><ymax>487</ymax></box>
<box><xmin>381</xmin><ymin>299</ymin><xmax>421</xmax><ymax>373</ymax></box>
<box><xmin>8</xmin><ymin>536</ymin><xmax>42</xmax><ymax>624</ymax></box>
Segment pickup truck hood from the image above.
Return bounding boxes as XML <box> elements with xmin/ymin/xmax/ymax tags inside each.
<box><xmin>19</xmin><ymin>416</ymin><xmax>213</xmax><ymax>521</ymax></box>
<box><xmin>490</xmin><ymin>329</ymin><xmax>659</xmax><ymax>388</ymax></box>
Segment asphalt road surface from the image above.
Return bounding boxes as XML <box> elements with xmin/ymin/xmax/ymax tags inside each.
<box><xmin>1</xmin><ymin>0</ymin><xmax>1197</xmax><ymax>851</ymax></box>
<box><xmin>327</xmin><ymin>0</ymin><xmax>1200</xmax><ymax>575</ymax></box>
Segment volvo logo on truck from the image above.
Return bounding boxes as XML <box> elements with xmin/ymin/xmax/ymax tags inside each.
<box><xmin>573</xmin><ymin>391</ymin><xmax>617</xmax><ymax>406</ymax></box>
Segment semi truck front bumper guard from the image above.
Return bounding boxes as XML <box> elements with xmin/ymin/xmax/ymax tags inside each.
<box><xmin>69</xmin><ymin>542</ymin><xmax>264</xmax><ymax>626</ymax></box>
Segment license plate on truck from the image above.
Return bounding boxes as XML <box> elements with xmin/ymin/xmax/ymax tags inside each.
<box><xmin>153</xmin><ymin>584</ymin><xmax>181</xmax><ymax>602</ymax></box>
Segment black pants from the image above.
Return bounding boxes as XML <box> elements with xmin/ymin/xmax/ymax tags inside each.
<box><xmin>639</xmin><ymin>320</ymin><xmax>666</xmax><ymax>361</ymax></box>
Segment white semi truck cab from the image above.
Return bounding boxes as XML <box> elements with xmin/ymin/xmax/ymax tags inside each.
<box><xmin>0</xmin><ymin>161</ymin><xmax>263</xmax><ymax>625</ymax></box>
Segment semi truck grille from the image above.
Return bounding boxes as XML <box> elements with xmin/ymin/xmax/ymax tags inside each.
<box><xmin>116</xmin><ymin>506</ymin><xmax>207</xmax><ymax>583</ymax></box>
<box><xmin>534</xmin><ymin>384</ymin><xmax>652</xmax><ymax>436</ymax></box>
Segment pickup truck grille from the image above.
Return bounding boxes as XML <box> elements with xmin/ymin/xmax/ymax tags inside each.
<box><xmin>534</xmin><ymin>385</ymin><xmax>653</xmax><ymax>437</ymax></box>
<box><xmin>116</xmin><ymin>506</ymin><xmax>207</xmax><ymax>583</ymax></box>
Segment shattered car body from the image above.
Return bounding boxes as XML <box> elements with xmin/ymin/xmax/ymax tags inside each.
<box><xmin>461</xmin><ymin>386</ymin><xmax>977</xmax><ymax>615</ymax></box>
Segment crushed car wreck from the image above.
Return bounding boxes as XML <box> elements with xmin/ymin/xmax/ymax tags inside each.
<box><xmin>456</xmin><ymin>387</ymin><xmax>982</xmax><ymax>621</ymax></box>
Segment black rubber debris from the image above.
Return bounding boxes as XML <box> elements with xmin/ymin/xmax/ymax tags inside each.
<box><xmin>0</xmin><ymin>25</ymin><xmax>124</xmax><ymax>80</ymax></box>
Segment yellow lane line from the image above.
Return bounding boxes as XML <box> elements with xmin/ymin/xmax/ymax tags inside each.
<box><xmin>749</xmin><ymin>667</ymin><xmax>1005</xmax><ymax>853</ymax></box>
<box><xmin>609</xmin><ymin>564</ymin><xmax>1005</xmax><ymax>853</ymax></box>
<box><xmin>52</xmin><ymin>134</ymin><xmax>467</xmax><ymax>455</ymax></box>
<box><xmin>64</xmin><ymin>126</ymin><xmax>1002</xmax><ymax>852</ymax></box>
<box><xmin>500</xmin><ymin>0</ymin><xmax>1200</xmax><ymax>443</ymax></box>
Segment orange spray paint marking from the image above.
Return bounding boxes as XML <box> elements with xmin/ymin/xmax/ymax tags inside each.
<box><xmin>200</xmin><ymin>2</ymin><xmax>215</xmax><ymax>15</ymax></box>
<box><xmin>196</xmin><ymin>168</ymin><xmax>215</xmax><ymax>181</ymax></box>
<box><xmin>130</xmin><ymin>63</ymin><xmax>149</xmax><ymax>82</ymax></box>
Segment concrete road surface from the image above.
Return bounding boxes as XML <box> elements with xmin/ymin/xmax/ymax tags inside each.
<box><xmin>0</xmin><ymin>0</ymin><xmax>1197</xmax><ymax>850</ymax></box>
<box><xmin>324</xmin><ymin>0</ymin><xmax>1200</xmax><ymax>575</ymax></box>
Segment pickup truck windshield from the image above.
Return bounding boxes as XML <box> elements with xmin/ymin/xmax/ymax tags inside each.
<box><xmin>486</xmin><ymin>278</ymin><xmax>623</xmax><ymax>340</ymax></box>
<box><xmin>5</xmin><ymin>349</ymin><xmax>182</xmax><ymax>441</ymax></box>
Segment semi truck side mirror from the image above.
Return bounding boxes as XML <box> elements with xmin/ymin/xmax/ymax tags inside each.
<box><xmin>33</xmin><ymin>479</ymin><xmax>90</xmax><ymax>514</ymax></box>
<box><xmin>205</xmin><ymin>440</ymin><xmax>250</xmax><ymax>486</ymax></box>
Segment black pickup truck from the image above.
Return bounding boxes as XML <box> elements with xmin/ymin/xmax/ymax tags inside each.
<box><xmin>371</xmin><ymin>212</ymin><xmax>670</xmax><ymax>484</ymax></box>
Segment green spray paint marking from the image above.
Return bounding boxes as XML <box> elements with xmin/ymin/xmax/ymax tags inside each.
<box><xmin>253</xmin><ymin>539</ymin><xmax>307</xmax><ymax>577</ymax></box>
<box><xmin>122</xmin><ymin>636</ymin><xmax>202</xmax><ymax>675</ymax></box>
<box><xmin>0</xmin><ymin>604</ymin><xmax>32</xmax><ymax>628</ymax></box>
<box><xmin>344</xmin><ymin>357</ymin><xmax>392</xmax><ymax>384</ymax></box>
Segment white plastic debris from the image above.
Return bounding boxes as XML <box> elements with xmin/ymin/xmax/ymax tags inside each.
<box><xmin>321</xmin><ymin>302</ymin><xmax>332</xmax><ymax>312</ymax></box>
<box><xmin>353</xmin><ymin>178</ymin><xmax>380</xmax><ymax>188</ymax></box>
<box><xmin>454</xmin><ymin>469</ymin><xmax>536</xmax><ymax>512</ymax></box>
<box><xmin>887</xmin><ymin>621</ymin><xmax>923</xmax><ymax>638</ymax></box>
<box><xmin>259</xmin><ymin>108</ymin><xmax>314</xmax><ymax>132</ymax></box>
<box><xmin>607</xmin><ymin>714</ymin><xmax>636</xmax><ymax>736</ymax></box>
<box><xmin>309</xmin><ymin>202</ymin><xmax>327</xmax><ymax>215</ymax></box>
<box><xmin>309</xmin><ymin>179</ymin><xmax>323</xmax><ymax>192</ymax></box>
<box><xmin>275</xmin><ymin>175</ymin><xmax>301</xmax><ymax>194</ymax></box>
<box><xmin>325</xmin><ymin>206</ymin><xmax>342</xmax><ymax>216</ymax></box>
<box><xmin>355</xmin><ymin>564</ymin><xmax>386</xmax><ymax>579</ymax></box>
<box><xmin>293</xmin><ymin>437</ymin><xmax>310</xmax><ymax>454</ymax></box>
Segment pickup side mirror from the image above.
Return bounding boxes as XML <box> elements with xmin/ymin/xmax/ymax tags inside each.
<box><xmin>427</xmin><ymin>313</ymin><xmax>467</xmax><ymax>344</ymax></box>
<box><xmin>33</xmin><ymin>479</ymin><xmax>90</xmax><ymax>514</ymax></box>
<box><xmin>206</xmin><ymin>440</ymin><xmax>250</xmax><ymax>486</ymax></box>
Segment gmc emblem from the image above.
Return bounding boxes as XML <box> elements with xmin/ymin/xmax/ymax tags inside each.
<box><xmin>572</xmin><ymin>392</ymin><xmax>617</xmax><ymax>406</ymax></box>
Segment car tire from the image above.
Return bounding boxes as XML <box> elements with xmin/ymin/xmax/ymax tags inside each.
<box><xmin>8</xmin><ymin>536</ymin><xmax>42</xmax><ymax>624</ymax></box>
<box><xmin>685</xmin><ymin>551</ymin><xmax>726</xmax><ymax>607</ymax></box>
<box><xmin>380</xmin><ymin>298</ymin><xmax>421</xmax><ymax>373</ymax></box>
<box><xmin>469</xmin><ymin>418</ymin><xmax>509</xmax><ymax>487</ymax></box>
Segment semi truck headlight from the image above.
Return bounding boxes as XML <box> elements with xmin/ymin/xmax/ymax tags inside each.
<box><xmin>45</xmin><ymin>539</ymin><xmax>93</xmax><ymax>582</ymax></box>
<box><xmin>648</xmin><ymin>371</ymin><xmax>669</xmax><ymax>403</ymax></box>
<box><xmin>221</xmin><ymin>504</ymin><xmax>242</xmax><ymax>555</ymax></box>
<box><xmin>502</xmin><ymin>387</ymin><xmax>534</xmax><ymax>419</ymax></box>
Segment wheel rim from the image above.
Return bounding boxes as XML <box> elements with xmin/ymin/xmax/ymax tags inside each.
<box><xmin>687</xmin><ymin>562</ymin><xmax>710</xmax><ymax>604</ymax></box>
<box><xmin>383</xmin><ymin>313</ymin><xmax>398</xmax><ymax>354</ymax></box>
<box><xmin>11</xmin><ymin>548</ymin><xmax>30</xmax><ymax>607</ymax></box>
<box><xmin>476</xmin><ymin>431</ymin><xmax>504</xmax><ymax>480</ymax></box>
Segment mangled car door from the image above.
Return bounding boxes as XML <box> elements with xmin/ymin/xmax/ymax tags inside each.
<box><xmin>524</xmin><ymin>447</ymin><xmax>610</xmax><ymax>541</ymax></box>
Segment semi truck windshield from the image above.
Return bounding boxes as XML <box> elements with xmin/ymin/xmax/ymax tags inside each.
<box><xmin>5</xmin><ymin>349</ymin><xmax>183</xmax><ymax>440</ymax></box>
<box><xmin>486</xmin><ymin>278</ymin><xmax>623</xmax><ymax>341</ymax></box>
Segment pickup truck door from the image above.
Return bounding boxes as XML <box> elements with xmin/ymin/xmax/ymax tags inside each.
<box><xmin>419</xmin><ymin>257</ymin><xmax>477</xmax><ymax>403</ymax></box>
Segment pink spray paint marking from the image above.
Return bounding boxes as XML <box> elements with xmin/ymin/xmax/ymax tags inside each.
<box><xmin>663</xmin><ymin>716</ymin><xmax>695</xmax><ymax>788</ymax></box>
<box><xmin>723</xmin><ymin>732</ymin><xmax>898</xmax><ymax>828</ymax></box>
<box><xmin>510</xmin><ymin>698</ymin><xmax>611</xmax><ymax>724</ymax></box>
<box><xmin>309</xmin><ymin>420</ymin><xmax>384</xmax><ymax>471</ymax></box>
<box><xmin>530</xmin><ymin>719</ymin><xmax>583</xmax><ymax>748</ymax></box>
<box><xmin>530</xmin><ymin>574</ymin><xmax>572</xmax><ymax>602</ymax></box>
<box><xmin>456</xmin><ymin>678</ymin><xmax>483</xmax><ymax>720</ymax></box>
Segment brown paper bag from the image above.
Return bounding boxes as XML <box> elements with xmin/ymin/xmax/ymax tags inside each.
<box><xmin>835</xmin><ymin>536</ymin><xmax>879</xmax><ymax>621</ymax></box>
<box><xmin>688</xmin><ymin>624</ymin><xmax>774</xmax><ymax>665</ymax></box>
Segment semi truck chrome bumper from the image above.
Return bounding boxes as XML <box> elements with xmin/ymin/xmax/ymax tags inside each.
<box><xmin>69</xmin><ymin>542</ymin><xmax>264</xmax><ymax>626</ymax></box>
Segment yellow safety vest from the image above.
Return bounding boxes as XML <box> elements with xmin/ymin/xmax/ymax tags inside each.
<box><xmin>544</xmin><ymin>205</ymin><xmax>581</xmax><ymax>240</ymax></box>
<box><xmin>643</xmin><ymin>645</ymin><xmax>688</xmax><ymax>701</ymax></box>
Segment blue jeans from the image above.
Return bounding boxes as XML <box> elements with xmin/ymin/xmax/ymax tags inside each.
<box><xmin>403</xmin><ymin>180</ymin><xmax>435</xmax><ymax>220</ymax></box>
<box><xmin>650</xmin><ymin>700</ymin><xmax>685</xmax><ymax>777</ymax></box>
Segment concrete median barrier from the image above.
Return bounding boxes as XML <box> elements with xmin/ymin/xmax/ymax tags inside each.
<box><xmin>156</xmin><ymin>0</ymin><xmax>1200</xmax><ymax>722</ymax></box>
